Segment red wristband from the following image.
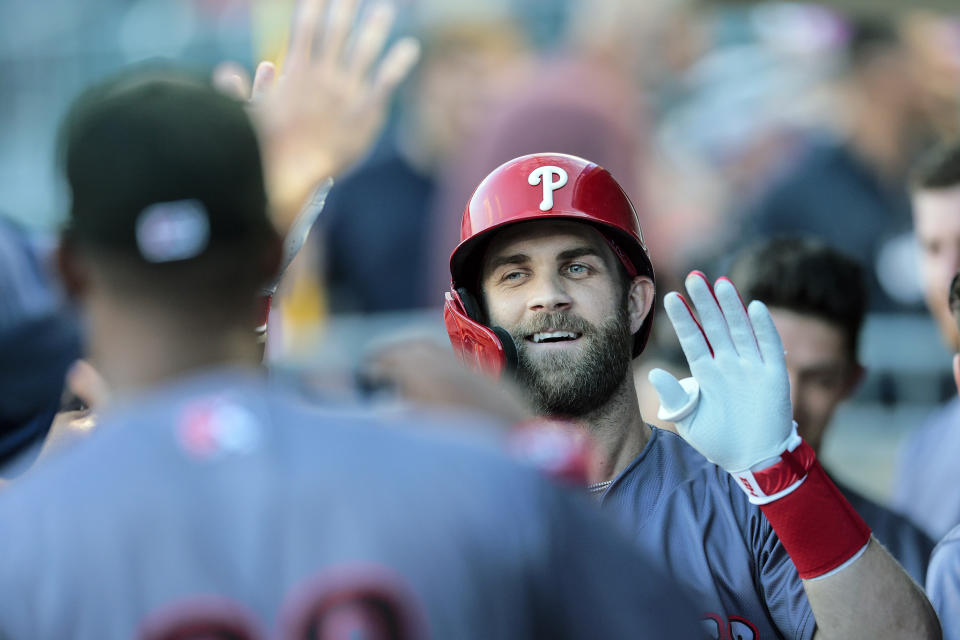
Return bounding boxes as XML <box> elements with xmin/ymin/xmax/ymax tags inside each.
<box><xmin>759</xmin><ymin>458</ymin><xmax>871</xmax><ymax>579</ymax></box>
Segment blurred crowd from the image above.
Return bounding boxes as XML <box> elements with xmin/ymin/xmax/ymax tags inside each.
<box><xmin>310</xmin><ymin>1</ymin><xmax>960</xmax><ymax>316</ymax></box>
<box><xmin>3</xmin><ymin>0</ymin><xmax>960</xmax><ymax>637</ymax></box>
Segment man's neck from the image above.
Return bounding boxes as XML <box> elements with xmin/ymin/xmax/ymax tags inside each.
<box><xmin>88</xmin><ymin>303</ymin><xmax>263</xmax><ymax>403</ymax></box>
<box><xmin>575</xmin><ymin>378</ymin><xmax>652</xmax><ymax>483</ymax></box>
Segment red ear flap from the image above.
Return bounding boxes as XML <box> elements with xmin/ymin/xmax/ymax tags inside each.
<box><xmin>443</xmin><ymin>290</ymin><xmax>512</xmax><ymax>378</ymax></box>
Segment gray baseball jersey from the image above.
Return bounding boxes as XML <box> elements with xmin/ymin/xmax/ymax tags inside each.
<box><xmin>596</xmin><ymin>427</ymin><xmax>816</xmax><ymax>640</ymax></box>
<box><xmin>927</xmin><ymin>524</ymin><xmax>960</xmax><ymax>640</ymax></box>
<box><xmin>893</xmin><ymin>397</ymin><xmax>960</xmax><ymax>540</ymax></box>
<box><xmin>0</xmin><ymin>368</ymin><xmax>701</xmax><ymax>639</ymax></box>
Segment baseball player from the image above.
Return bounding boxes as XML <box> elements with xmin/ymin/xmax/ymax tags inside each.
<box><xmin>894</xmin><ymin>140</ymin><xmax>960</xmax><ymax>540</ymax></box>
<box><xmin>0</xmin><ymin>50</ymin><xmax>700</xmax><ymax>640</ymax></box>
<box><xmin>925</xmin><ymin>270</ymin><xmax>960</xmax><ymax>640</ymax></box>
<box><xmin>728</xmin><ymin>236</ymin><xmax>934</xmax><ymax>584</ymax></box>
<box><xmin>443</xmin><ymin>153</ymin><xmax>939</xmax><ymax>638</ymax></box>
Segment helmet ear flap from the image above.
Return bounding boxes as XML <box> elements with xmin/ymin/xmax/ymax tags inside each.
<box><xmin>455</xmin><ymin>287</ymin><xmax>483</xmax><ymax>321</ymax></box>
<box><xmin>490</xmin><ymin>326</ymin><xmax>518</xmax><ymax>373</ymax></box>
<box><xmin>455</xmin><ymin>287</ymin><xmax>518</xmax><ymax>373</ymax></box>
<box><xmin>443</xmin><ymin>289</ymin><xmax>518</xmax><ymax>378</ymax></box>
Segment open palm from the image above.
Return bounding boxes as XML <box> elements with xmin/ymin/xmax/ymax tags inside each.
<box><xmin>216</xmin><ymin>0</ymin><xmax>419</xmax><ymax>233</ymax></box>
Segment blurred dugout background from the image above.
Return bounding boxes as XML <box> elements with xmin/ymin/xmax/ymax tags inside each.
<box><xmin>2</xmin><ymin>0</ymin><xmax>960</xmax><ymax>504</ymax></box>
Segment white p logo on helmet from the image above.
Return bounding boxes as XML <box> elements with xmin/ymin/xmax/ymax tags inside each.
<box><xmin>528</xmin><ymin>166</ymin><xmax>568</xmax><ymax>211</ymax></box>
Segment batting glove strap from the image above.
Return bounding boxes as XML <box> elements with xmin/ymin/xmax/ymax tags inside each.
<box><xmin>757</xmin><ymin>456</ymin><xmax>871</xmax><ymax>580</ymax></box>
<box><xmin>733</xmin><ymin>435</ymin><xmax>813</xmax><ymax>505</ymax></box>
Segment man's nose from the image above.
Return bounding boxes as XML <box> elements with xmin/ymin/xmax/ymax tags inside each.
<box><xmin>527</xmin><ymin>274</ymin><xmax>573</xmax><ymax>313</ymax></box>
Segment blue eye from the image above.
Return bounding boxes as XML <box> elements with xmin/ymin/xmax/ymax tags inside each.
<box><xmin>566</xmin><ymin>263</ymin><xmax>589</xmax><ymax>275</ymax></box>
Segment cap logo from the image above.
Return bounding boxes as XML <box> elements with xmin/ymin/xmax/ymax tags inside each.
<box><xmin>528</xmin><ymin>166</ymin><xmax>568</xmax><ymax>211</ymax></box>
<box><xmin>135</xmin><ymin>199</ymin><xmax>210</xmax><ymax>263</ymax></box>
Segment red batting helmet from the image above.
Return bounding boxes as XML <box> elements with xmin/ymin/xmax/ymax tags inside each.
<box><xmin>444</xmin><ymin>153</ymin><xmax>655</xmax><ymax>377</ymax></box>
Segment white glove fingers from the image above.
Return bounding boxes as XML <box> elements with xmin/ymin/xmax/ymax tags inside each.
<box><xmin>714</xmin><ymin>277</ymin><xmax>762</xmax><ymax>362</ymax></box>
<box><xmin>684</xmin><ymin>271</ymin><xmax>736</xmax><ymax>356</ymax></box>
<box><xmin>664</xmin><ymin>292</ymin><xmax>713</xmax><ymax>364</ymax></box>
<box><xmin>747</xmin><ymin>300</ymin><xmax>787</xmax><ymax>367</ymax></box>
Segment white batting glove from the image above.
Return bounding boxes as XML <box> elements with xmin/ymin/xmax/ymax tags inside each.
<box><xmin>648</xmin><ymin>272</ymin><xmax>799</xmax><ymax>475</ymax></box>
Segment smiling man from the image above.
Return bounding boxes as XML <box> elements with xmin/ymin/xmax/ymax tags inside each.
<box><xmin>485</xmin><ymin>221</ymin><xmax>640</xmax><ymax>418</ymax></box>
<box><xmin>443</xmin><ymin>153</ymin><xmax>939</xmax><ymax>639</ymax></box>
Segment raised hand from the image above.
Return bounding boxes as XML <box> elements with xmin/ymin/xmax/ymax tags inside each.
<box><xmin>361</xmin><ymin>338</ymin><xmax>534</xmax><ymax>425</ymax></box>
<box><xmin>215</xmin><ymin>0</ymin><xmax>420</xmax><ymax>234</ymax></box>
<box><xmin>648</xmin><ymin>271</ymin><xmax>797</xmax><ymax>474</ymax></box>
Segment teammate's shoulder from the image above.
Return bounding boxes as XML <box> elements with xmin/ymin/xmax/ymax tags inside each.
<box><xmin>934</xmin><ymin>523</ymin><xmax>960</xmax><ymax>553</ymax></box>
<box><xmin>929</xmin><ymin>524</ymin><xmax>960</xmax><ymax>589</ymax></box>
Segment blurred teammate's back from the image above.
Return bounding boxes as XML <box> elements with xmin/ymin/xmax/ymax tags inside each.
<box><xmin>0</xmin><ymin>370</ymin><xmax>696</xmax><ymax>638</ymax></box>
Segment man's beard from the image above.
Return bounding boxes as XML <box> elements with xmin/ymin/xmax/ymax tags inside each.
<box><xmin>508</xmin><ymin>307</ymin><xmax>633</xmax><ymax>419</ymax></box>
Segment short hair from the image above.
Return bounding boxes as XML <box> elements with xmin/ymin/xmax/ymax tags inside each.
<box><xmin>950</xmin><ymin>271</ymin><xmax>960</xmax><ymax>334</ymax></box>
<box><xmin>912</xmin><ymin>140</ymin><xmax>960</xmax><ymax>191</ymax></box>
<box><xmin>729</xmin><ymin>237</ymin><xmax>867</xmax><ymax>360</ymax></box>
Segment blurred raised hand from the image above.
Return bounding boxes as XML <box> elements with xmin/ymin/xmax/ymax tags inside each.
<box><xmin>214</xmin><ymin>0</ymin><xmax>420</xmax><ymax>234</ymax></box>
<box><xmin>361</xmin><ymin>339</ymin><xmax>534</xmax><ymax>425</ymax></box>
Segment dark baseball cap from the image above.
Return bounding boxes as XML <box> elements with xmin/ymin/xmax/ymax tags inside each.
<box><xmin>61</xmin><ymin>68</ymin><xmax>273</xmax><ymax>264</ymax></box>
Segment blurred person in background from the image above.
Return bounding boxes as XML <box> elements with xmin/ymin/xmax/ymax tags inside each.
<box><xmin>646</xmin><ymin>3</ymin><xmax>844</xmax><ymax>282</ymax></box>
<box><xmin>893</xmin><ymin>141</ymin><xmax>960</xmax><ymax>541</ymax></box>
<box><xmin>0</xmin><ymin>3</ymin><xmax>702</xmax><ymax>637</ymax></box>
<box><xmin>318</xmin><ymin>18</ymin><xmax>530</xmax><ymax>312</ymax></box>
<box><xmin>901</xmin><ymin>11</ymin><xmax>960</xmax><ymax>143</ymax></box>
<box><xmin>422</xmin><ymin>0</ymin><xmax>708</xmax><ymax>303</ymax></box>
<box><xmin>729</xmin><ymin>236</ymin><xmax>934</xmax><ymax>584</ymax></box>
<box><xmin>0</xmin><ymin>214</ymin><xmax>85</xmax><ymax>479</ymax></box>
<box><xmin>741</xmin><ymin>16</ymin><xmax>935</xmax><ymax>311</ymax></box>
<box><xmin>924</xmin><ymin>270</ymin><xmax>960</xmax><ymax>640</ymax></box>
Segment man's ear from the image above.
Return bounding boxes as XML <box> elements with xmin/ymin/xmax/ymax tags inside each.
<box><xmin>56</xmin><ymin>236</ymin><xmax>89</xmax><ymax>301</ymax></box>
<box><xmin>627</xmin><ymin>275</ymin><xmax>656</xmax><ymax>334</ymax></box>
<box><xmin>953</xmin><ymin>354</ymin><xmax>960</xmax><ymax>399</ymax></box>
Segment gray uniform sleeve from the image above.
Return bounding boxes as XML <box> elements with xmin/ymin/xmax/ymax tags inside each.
<box><xmin>927</xmin><ymin>531</ymin><xmax>960</xmax><ymax>640</ymax></box>
<box><xmin>532</xmin><ymin>486</ymin><xmax>702</xmax><ymax>639</ymax></box>
<box><xmin>752</xmin><ymin>509</ymin><xmax>817</xmax><ymax>640</ymax></box>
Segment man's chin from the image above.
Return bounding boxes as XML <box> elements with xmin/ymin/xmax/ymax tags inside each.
<box><xmin>522</xmin><ymin>354</ymin><xmax>579</xmax><ymax>383</ymax></box>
